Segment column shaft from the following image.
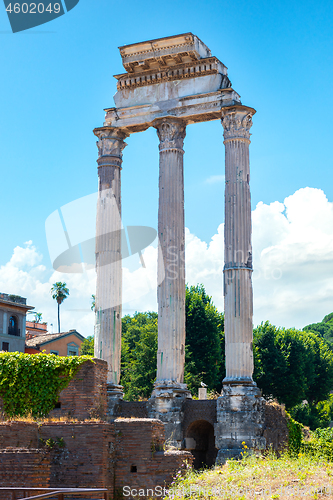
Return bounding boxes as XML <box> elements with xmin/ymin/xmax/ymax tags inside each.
<box><xmin>153</xmin><ymin>118</ymin><xmax>187</xmax><ymax>390</ymax></box>
<box><xmin>93</xmin><ymin>127</ymin><xmax>127</xmax><ymax>390</ymax></box>
<box><xmin>222</xmin><ymin>107</ymin><xmax>255</xmax><ymax>384</ymax></box>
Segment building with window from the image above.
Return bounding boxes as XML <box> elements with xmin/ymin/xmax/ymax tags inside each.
<box><xmin>25</xmin><ymin>329</ymin><xmax>85</xmax><ymax>356</ymax></box>
<box><xmin>0</xmin><ymin>293</ymin><xmax>34</xmax><ymax>352</ymax></box>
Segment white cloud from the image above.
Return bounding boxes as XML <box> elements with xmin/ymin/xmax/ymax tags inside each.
<box><xmin>1</xmin><ymin>187</ymin><xmax>333</xmax><ymax>337</ymax></box>
<box><xmin>205</xmin><ymin>174</ymin><xmax>225</xmax><ymax>184</ymax></box>
<box><xmin>252</xmin><ymin>187</ymin><xmax>333</xmax><ymax>328</ymax></box>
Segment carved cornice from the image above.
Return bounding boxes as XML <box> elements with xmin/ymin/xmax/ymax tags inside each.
<box><xmin>153</xmin><ymin>118</ymin><xmax>186</xmax><ymax>152</ymax></box>
<box><xmin>118</xmin><ymin>33</ymin><xmax>212</xmax><ymax>74</ymax></box>
<box><xmin>93</xmin><ymin>127</ymin><xmax>128</xmax><ymax>162</ymax></box>
<box><xmin>114</xmin><ymin>57</ymin><xmax>230</xmax><ymax>91</ymax></box>
<box><xmin>221</xmin><ymin>107</ymin><xmax>255</xmax><ymax>142</ymax></box>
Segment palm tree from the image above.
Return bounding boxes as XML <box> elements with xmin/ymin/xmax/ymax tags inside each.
<box><xmin>50</xmin><ymin>282</ymin><xmax>69</xmax><ymax>333</ymax></box>
<box><xmin>34</xmin><ymin>312</ymin><xmax>43</xmax><ymax>323</ymax></box>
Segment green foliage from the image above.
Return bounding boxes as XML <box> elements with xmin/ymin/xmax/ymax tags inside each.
<box><xmin>50</xmin><ymin>282</ymin><xmax>69</xmax><ymax>304</ymax></box>
<box><xmin>0</xmin><ymin>352</ymin><xmax>92</xmax><ymax>418</ymax></box>
<box><xmin>304</xmin><ymin>312</ymin><xmax>333</xmax><ymax>349</ymax></box>
<box><xmin>286</xmin><ymin>412</ymin><xmax>303</xmax><ymax>455</ymax></box>
<box><xmin>253</xmin><ymin>321</ymin><xmax>333</xmax><ymax>409</ymax></box>
<box><xmin>119</xmin><ymin>284</ymin><xmax>225</xmax><ymax>399</ymax></box>
<box><xmin>34</xmin><ymin>312</ymin><xmax>43</xmax><ymax>323</ymax></box>
<box><xmin>301</xmin><ymin>427</ymin><xmax>333</xmax><ymax>461</ymax></box>
<box><xmin>80</xmin><ymin>336</ymin><xmax>94</xmax><ymax>355</ymax></box>
<box><xmin>185</xmin><ymin>284</ymin><xmax>224</xmax><ymax>395</ymax></box>
<box><xmin>121</xmin><ymin>312</ymin><xmax>158</xmax><ymax>400</ymax></box>
<box><xmin>290</xmin><ymin>395</ymin><xmax>333</xmax><ymax>430</ymax></box>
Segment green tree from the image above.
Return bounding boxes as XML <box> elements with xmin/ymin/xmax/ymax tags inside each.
<box><xmin>80</xmin><ymin>335</ymin><xmax>94</xmax><ymax>355</ymax></box>
<box><xmin>185</xmin><ymin>284</ymin><xmax>224</xmax><ymax>395</ymax></box>
<box><xmin>253</xmin><ymin>321</ymin><xmax>333</xmax><ymax>410</ymax></box>
<box><xmin>304</xmin><ymin>313</ymin><xmax>333</xmax><ymax>349</ymax></box>
<box><xmin>121</xmin><ymin>312</ymin><xmax>158</xmax><ymax>400</ymax></box>
<box><xmin>50</xmin><ymin>282</ymin><xmax>69</xmax><ymax>333</ymax></box>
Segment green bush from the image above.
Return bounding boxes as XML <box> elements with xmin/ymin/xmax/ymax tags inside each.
<box><xmin>301</xmin><ymin>427</ymin><xmax>333</xmax><ymax>461</ymax></box>
<box><xmin>290</xmin><ymin>395</ymin><xmax>333</xmax><ymax>430</ymax></box>
<box><xmin>0</xmin><ymin>352</ymin><xmax>92</xmax><ymax>418</ymax></box>
<box><xmin>286</xmin><ymin>412</ymin><xmax>303</xmax><ymax>455</ymax></box>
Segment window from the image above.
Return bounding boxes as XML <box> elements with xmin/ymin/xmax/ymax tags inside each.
<box><xmin>67</xmin><ymin>342</ymin><xmax>79</xmax><ymax>356</ymax></box>
<box><xmin>8</xmin><ymin>316</ymin><xmax>20</xmax><ymax>336</ymax></box>
<box><xmin>50</xmin><ymin>350</ymin><xmax>59</xmax><ymax>355</ymax></box>
<box><xmin>2</xmin><ymin>342</ymin><xmax>9</xmax><ymax>352</ymax></box>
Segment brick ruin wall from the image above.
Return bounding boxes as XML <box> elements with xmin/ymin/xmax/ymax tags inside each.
<box><xmin>0</xmin><ymin>420</ymin><xmax>192</xmax><ymax>500</ymax></box>
<box><xmin>114</xmin><ymin>419</ymin><xmax>192</xmax><ymax>495</ymax></box>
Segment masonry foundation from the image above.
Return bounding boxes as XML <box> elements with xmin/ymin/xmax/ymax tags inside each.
<box><xmin>214</xmin><ymin>383</ymin><xmax>266</xmax><ymax>464</ymax></box>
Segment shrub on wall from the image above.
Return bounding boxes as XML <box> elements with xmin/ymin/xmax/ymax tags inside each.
<box><xmin>286</xmin><ymin>412</ymin><xmax>303</xmax><ymax>455</ymax></box>
<box><xmin>0</xmin><ymin>352</ymin><xmax>93</xmax><ymax>418</ymax></box>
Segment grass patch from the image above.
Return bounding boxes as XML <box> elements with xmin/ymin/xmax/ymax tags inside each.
<box><xmin>165</xmin><ymin>451</ymin><xmax>333</xmax><ymax>499</ymax></box>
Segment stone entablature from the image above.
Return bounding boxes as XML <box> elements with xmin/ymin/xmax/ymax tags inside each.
<box><xmin>118</xmin><ymin>33</ymin><xmax>212</xmax><ymax>73</ymax></box>
<box><xmin>114</xmin><ymin>57</ymin><xmax>230</xmax><ymax>91</ymax></box>
<box><xmin>101</xmin><ymin>32</ymin><xmax>239</xmax><ymax>133</ymax></box>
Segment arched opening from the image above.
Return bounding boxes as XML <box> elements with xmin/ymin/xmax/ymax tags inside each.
<box><xmin>8</xmin><ymin>316</ymin><xmax>19</xmax><ymax>336</ymax></box>
<box><xmin>185</xmin><ymin>420</ymin><xmax>217</xmax><ymax>469</ymax></box>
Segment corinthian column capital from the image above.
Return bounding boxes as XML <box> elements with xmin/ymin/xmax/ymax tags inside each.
<box><xmin>221</xmin><ymin>106</ymin><xmax>256</xmax><ymax>142</ymax></box>
<box><xmin>153</xmin><ymin>117</ymin><xmax>186</xmax><ymax>152</ymax></box>
<box><xmin>94</xmin><ymin>127</ymin><xmax>128</xmax><ymax>166</ymax></box>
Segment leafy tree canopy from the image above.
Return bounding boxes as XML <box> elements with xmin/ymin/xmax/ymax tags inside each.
<box><xmin>303</xmin><ymin>312</ymin><xmax>333</xmax><ymax>349</ymax></box>
<box><xmin>185</xmin><ymin>284</ymin><xmax>224</xmax><ymax>395</ymax></box>
<box><xmin>121</xmin><ymin>312</ymin><xmax>158</xmax><ymax>400</ymax></box>
<box><xmin>253</xmin><ymin>321</ymin><xmax>333</xmax><ymax>410</ymax></box>
<box><xmin>80</xmin><ymin>335</ymin><xmax>94</xmax><ymax>356</ymax></box>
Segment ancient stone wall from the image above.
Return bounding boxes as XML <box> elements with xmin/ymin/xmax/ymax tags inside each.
<box><xmin>39</xmin><ymin>422</ymin><xmax>115</xmax><ymax>492</ymax></box>
<box><xmin>263</xmin><ymin>401</ymin><xmax>289</xmax><ymax>453</ymax></box>
<box><xmin>49</xmin><ymin>358</ymin><xmax>107</xmax><ymax>420</ymax></box>
<box><xmin>118</xmin><ymin>401</ymin><xmax>148</xmax><ymax>418</ymax></box>
<box><xmin>183</xmin><ymin>400</ymin><xmax>217</xmax><ymax>431</ymax></box>
<box><xmin>0</xmin><ymin>421</ymin><xmax>38</xmax><ymax>448</ymax></box>
<box><xmin>0</xmin><ymin>419</ymin><xmax>193</xmax><ymax>499</ymax></box>
<box><xmin>0</xmin><ymin>450</ymin><xmax>50</xmax><ymax>500</ymax></box>
<box><xmin>114</xmin><ymin>419</ymin><xmax>192</xmax><ymax>497</ymax></box>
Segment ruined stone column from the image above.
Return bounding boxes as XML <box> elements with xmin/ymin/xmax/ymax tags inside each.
<box><xmin>148</xmin><ymin>117</ymin><xmax>190</xmax><ymax>446</ymax></box>
<box><xmin>215</xmin><ymin>105</ymin><xmax>265</xmax><ymax>463</ymax></box>
<box><xmin>152</xmin><ymin>117</ymin><xmax>189</xmax><ymax>396</ymax></box>
<box><xmin>223</xmin><ymin>106</ymin><xmax>255</xmax><ymax>384</ymax></box>
<box><xmin>93</xmin><ymin>126</ymin><xmax>128</xmax><ymax>405</ymax></box>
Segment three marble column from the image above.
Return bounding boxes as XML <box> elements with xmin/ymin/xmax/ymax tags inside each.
<box><xmin>93</xmin><ymin>109</ymin><xmax>265</xmax><ymax>448</ymax></box>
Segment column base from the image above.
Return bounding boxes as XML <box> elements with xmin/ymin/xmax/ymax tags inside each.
<box><xmin>148</xmin><ymin>381</ymin><xmax>192</xmax><ymax>448</ymax></box>
<box><xmin>151</xmin><ymin>380</ymin><xmax>192</xmax><ymax>399</ymax></box>
<box><xmin>106</xmin><ymin>383</ymin><xmax>123</xmax><ymax>421</ymax></box>
<box><xmin>214</xmin><ymin>382</ymin><xmax>266</xmax><ymax>465</ymax></box>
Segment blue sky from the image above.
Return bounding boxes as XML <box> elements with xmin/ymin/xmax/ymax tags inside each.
<box><xmin>1</xmin><ymin>0</ymin><xmax>333</xmax><ymax>335</ymax></box>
